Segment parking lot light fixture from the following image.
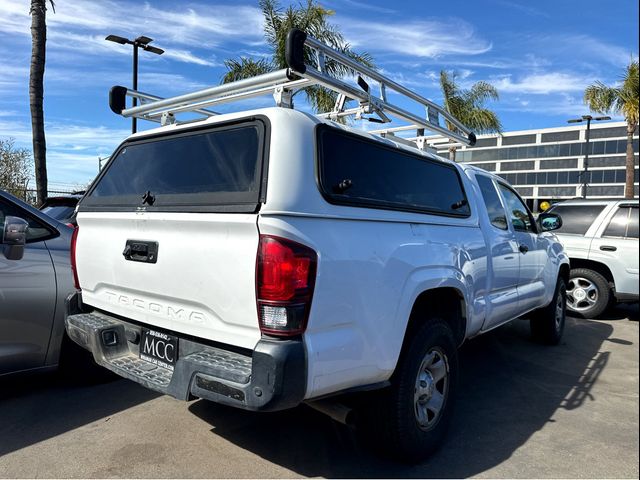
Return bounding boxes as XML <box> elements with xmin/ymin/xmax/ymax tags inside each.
<box><xmin>567</xmin><ymin>115</ymin><xmax>612</xmax><ymax>198</ymax></box>
<box><xmin>105</xmin><ymin>34</ymin><xmax>165</xmax><ymax>133</ymax></box>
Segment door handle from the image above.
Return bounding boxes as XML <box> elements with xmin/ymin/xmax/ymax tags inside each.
<box><xmin>519</xmin><ymin>244</ymin><xmax>529</xmax><ymax>254</ymax></box>
<box><xmin>600</xmin><ymin>245</ymin><xmax>617</xmax><ymax>252</ymax></box>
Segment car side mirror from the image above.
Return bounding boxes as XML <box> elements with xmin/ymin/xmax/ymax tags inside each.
<box><xmin>538</xmin><ymin>212</ymin><xmax>562</xmax><ymax>232</ymax></box>
<box><xmin>2</xmin><ymin>216</ymin><xmax>29</xmax><ymax>260</ymax></box>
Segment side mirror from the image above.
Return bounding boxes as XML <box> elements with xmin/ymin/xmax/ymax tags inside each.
<box><xmin>2</xmin><ymin>216</ymin><xmax>28</xmax><ymax>260</ymax></box>
<box><xmin>538</xmin><ymin>212</ymin><xmax>563</xmax><ymax>232</ymax></box>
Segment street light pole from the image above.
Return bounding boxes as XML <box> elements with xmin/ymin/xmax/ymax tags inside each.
<box><xmin>132</xmin><ymin>41</ymin><xmax>139</xmax><ymax>133</ymax></box>
<box><xmin>568</xmin><ymin>115</ymin><xmax>611</xmax><ymax>198</ymax></box>
<box><xmin>105</xmin><ymin>35</ymin><xmax>164</xmax><ymax>134</ymax></box>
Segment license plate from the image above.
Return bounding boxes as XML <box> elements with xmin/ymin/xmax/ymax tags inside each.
<box><xmin>140</xmin><ymin>329</ymin><xmax>178</xmax><ymax>371</ymax></box>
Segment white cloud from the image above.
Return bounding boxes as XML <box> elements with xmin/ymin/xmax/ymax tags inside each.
<box><xmin>0</xmin><ymin>119</ymin><xmax>129</xmax><ymax>183</ymax></box>
<box><xmin>341</xmin><ymin>17</ymin><xmax>492</xmax><ymax>58</ymax></box>
<box><xmin>491</xmin><ymin>72</ymin><xmax>591</xmax><ymax>94</ymax></box>
<box><xmin>0</xmin><ymin>0</ymin><xmax>265</xmax><ymax>66</ymax></box>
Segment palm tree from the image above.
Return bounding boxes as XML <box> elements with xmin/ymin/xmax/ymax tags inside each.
<box><xmin>584</xmin><ymin>61</ymin><xmax>639</xmax><ymax>199</ymax></box>
<box><xmin>29</xmin><ymin>0</ymin><xmax>54</xmax><ymax>206</ymax></box>
<box><xmin>439</xmin><ymin>71</ymin><xmax>502</xmax><ymax>161</ymax></box>
<box><xmin>222</xmin><ymin>0</ymin><xmax>373</xmax><ymax>114</ymax></box>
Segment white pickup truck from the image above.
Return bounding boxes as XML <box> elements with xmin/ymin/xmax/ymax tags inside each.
<box><xmin>65</xmin><ymin>30</ymin><xmax>569</xmax><ymax>461</ymax></box>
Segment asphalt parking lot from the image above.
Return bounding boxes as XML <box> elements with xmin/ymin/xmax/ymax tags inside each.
<box><xmin>1</xmin><ymin>305</ymin><xmax>638</xmax><ymax>479</ymax></box>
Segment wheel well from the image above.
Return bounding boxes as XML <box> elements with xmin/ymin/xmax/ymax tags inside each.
<box><xmin>404</xmin><ymin>288</ymin><xmax>467</xmax><ymax>349</ymax></box>
<box><xmin>569</xmin><ymin>258</ymin><xmax>615</xmax><ymax>287</ymax></box>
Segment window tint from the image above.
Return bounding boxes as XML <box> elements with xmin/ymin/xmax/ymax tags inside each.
<box><xmin>548</xmin><ymin>204</ymin><xmax>606</xmax><ymax>235</ymax></box>
<box><xmin>0</xmin><ymin>199</ymin><xmax>53</xmax><ymax>243</ymax></box>
<box><xmin>317</xmin><ymin>127</ymin><xmax>470</xmax><ymax>217</ymax></box>
<box><xmin>498</xmin><ymin>184</ymin><xmax>536</xmax><ymax>233</ymax></box>
<box><xmin>477</xmin><ymin>175</ymin><xmax>507</xmax><ymax>230</ymax></box>
<box><xmin>85</xmin><ymin>121</ymin><xmax>265</xmax><ymax>211</ymax></box>
<box><xmin>604</xmin><ymin>207</ymin><xmax>639</xmax><ymax>238</ymax></box>
<box><xmin>41</xmin><ymin>205</ymin><xmax>76</xmax><ymax>221</ymax></box>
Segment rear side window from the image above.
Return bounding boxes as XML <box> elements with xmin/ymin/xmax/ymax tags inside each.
<box><xmin>604</xmin><ymin>206</ymin><xmax>639</xmax><ymax>238</ymax></box>
<box><xmin>476</xmin><ymin>175</ymin><xmax>508</xmax><ymax>230</ymax></box>
<box><xmin>549</xmin><ymin>205</ymin><xmax>606</xmax><ymax>235</ymax></box>
<box><xmin>83</xmin><ymin>120</ymin><xmax>267</xmax><ymax>212</ymax></box>
<box><xmin>317</xmin><ymin>126</ymin><xmax>470</xmax><ymax>217</ymax></box>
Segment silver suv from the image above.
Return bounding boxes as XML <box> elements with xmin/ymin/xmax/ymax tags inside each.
<box><xmin>547</xmin><ymin>199</ymin><xmax>639</xmax><ymax>318</ymax></box>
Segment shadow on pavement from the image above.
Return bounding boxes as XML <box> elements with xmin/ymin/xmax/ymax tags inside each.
<box><xmin>189</xmin><ymin>315</ymin><xmax>620</xmax><ymax>478</ymax></box>
<box><xmin>598</xmin><ymin>303</ymin><xmax>639</xmax><ymax>322</ymax></box>
<box><xmin>0</xmin><ymin>375</ymin><xmax>159</xmax><ymax>456</ymax></box>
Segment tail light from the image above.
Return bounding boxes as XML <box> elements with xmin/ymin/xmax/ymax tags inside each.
<box><xmin>256</xmin><ymin>235</ymin><xmax>317</xmax><ymax>336</ymax></box>
<box><xmin>70</xmin><ymin>226</ymin><xmax>80</xmax><ymax>290</ymax></box>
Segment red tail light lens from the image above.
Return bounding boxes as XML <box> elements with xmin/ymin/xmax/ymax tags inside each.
<box><xmin>256</xmin><ymin>235</ymin><xmax>317</xmax><ymax>336</ymax></box>
<box><xmin>70</xmin><ymin>226</ymin><xmax>80</xmax><ymax>290</ymax></box>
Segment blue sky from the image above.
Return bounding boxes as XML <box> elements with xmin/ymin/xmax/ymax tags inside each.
<box><xmin>0</xmin><ymin>0</ymin><xmax>638</xmax><ymax>189</ymax></box>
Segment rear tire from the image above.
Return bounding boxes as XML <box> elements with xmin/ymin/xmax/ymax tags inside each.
<box><xmin>358</xmin><ymin>318</ymin><xmax>458</xmax><ymax>463</ymax></box>
<box><xmin>530</xmin><ymin>277</ymin><xmax>566</xmax><ymax>345</ymax></box>
<box><xmin>566</xmin><ymin>268</ymin><xmax>611</xmax><ymax>318</ymax></box>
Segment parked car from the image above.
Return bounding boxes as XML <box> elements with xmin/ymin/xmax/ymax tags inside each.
<box><xmin>64</xmin><ymin>29</ymin><xmax>569</xmax><ymax>462</ymax></box>
<box><xmin>547</xmin><ymin>198</ymin><xmax>639</xmax><ymax>318</ymax></box>
<box><xmin>39</xmin><ymin>192</ymin><xmax>83</xmax><ymax>225</ymax></box>
<box><xmin>0</xmin><ymin>189</ymin><xmax>97</xmax><ymax>377</ymax></box>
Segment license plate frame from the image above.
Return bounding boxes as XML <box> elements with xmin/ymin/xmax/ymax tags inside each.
<box><xmin>139</xmin><ymin>328</ymin><xmax>178</xmax><ymax>371</ymax></box>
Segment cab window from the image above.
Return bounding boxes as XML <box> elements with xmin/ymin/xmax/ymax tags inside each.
<box><xmin>497</xmin><ymin>184</ymin><xmax>537</xmax><ymax>233</ymax></box>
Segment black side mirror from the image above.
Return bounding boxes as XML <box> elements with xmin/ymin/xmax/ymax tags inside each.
<box><xmin>2</xmin><ymin>216</ymin><xmax>28</xmax><ymax>260</ymax></box>
<box><xmin>538</xmin><ymin>212</ymin><xmax>563</xmax><ymax>232</ymax></box>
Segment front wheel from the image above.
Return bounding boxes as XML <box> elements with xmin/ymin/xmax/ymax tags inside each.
<box><xmin>530</xmin><ymin>277</ymin><xmax>566</xmax><ymax>345</ymax></box>
<box><xmin>358</xmin><ymin>319</ymin><xmax>458</xmax><ymax>463</ymax></box>
<box><xmin>566</xmin><ymin>268</ymin><xmax>611</xmax><ymax>318</ymax></box>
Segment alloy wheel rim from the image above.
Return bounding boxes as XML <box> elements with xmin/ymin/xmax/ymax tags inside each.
<box><xmin>567</xmin><ymin>277</ymin><xmax>599</xmax><ymax>312</ymax></box>
<box><xmin>414</xmin><ymin>347</ymin><xmax>449</xmax><ymax>430</ymax></box>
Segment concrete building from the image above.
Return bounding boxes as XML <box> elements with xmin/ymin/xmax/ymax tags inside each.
<box><xmin>431</xmin><ymin>121</ymin><xmax>639</xmax><ymax>211</ymax></box>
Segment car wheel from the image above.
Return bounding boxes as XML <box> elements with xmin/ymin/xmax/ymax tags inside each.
<box><xmin>530</xmin><ymin>276</ymin><xmax>566</xmax><ymax>345</ymax></box>
<box><xmin>358</xmin><ymin>318</ymin><xmax>458</xmax><ymax>463</ymax></box>
<box><xmin>566</xmin><ymin>268</ymin><xmax>611</xmax><ymax>318</ymax></box>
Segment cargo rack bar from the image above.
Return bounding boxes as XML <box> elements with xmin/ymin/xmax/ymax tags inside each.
<box><xmin>109</xmin><ymin>29</ymin><xmax>476</xmax><ymax>147</ymax></box>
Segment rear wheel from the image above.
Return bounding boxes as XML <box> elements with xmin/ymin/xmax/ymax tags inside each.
<box><xmin>530</xmin><ymin>277</ymin><xmax>566</xmax><ymax>345</ymax></box>
<box><xmin>358</xmin><ymin>319</ymin><xmax>458</xmax><ymax>463</ymax></box>
<box><xmin>566</xmin><ymin>268</ymin><xmax>611</xmax><ymax>318</ymax></box>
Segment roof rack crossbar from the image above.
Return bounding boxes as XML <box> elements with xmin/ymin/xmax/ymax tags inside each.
<box><xmin>108</xmin><ymin>29</ymin><xmax>476</xmax><ymax>147</ymax></box>
<box><xmin>126</xmin><ymin>89</ymin><xmax>219</xmax><ymax>119</ymax></box>
<box><xmin>300</xmin><ymin>34</ymin><xmax>471</xmax><ymax>138</ymax></box>
<box><xmin>119</xmin><ymin>68</ymin><xmax>296</xmax><ymax>118</ymax></box>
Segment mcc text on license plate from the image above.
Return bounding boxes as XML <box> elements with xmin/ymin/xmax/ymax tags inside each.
<box><xmin>140</xmin><ymin>329</ymin><xmax>178</xmax><ymax>370</ymax></box>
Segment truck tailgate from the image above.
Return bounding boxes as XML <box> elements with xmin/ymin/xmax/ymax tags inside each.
<box><xmin>76</xmin><ymin>211</ymin><xmax>261</xmax><ymax>349</ymax></box>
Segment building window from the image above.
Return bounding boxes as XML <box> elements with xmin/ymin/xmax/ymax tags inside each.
<box><xmin>502</xmin><ymin>134</ymin><xmax>537</xmax><ymax>146</ymax></box>
<box><xmin>541</xmin><ymin>130</ymin><xmax>580</xmax><ymax>142</ymax></box>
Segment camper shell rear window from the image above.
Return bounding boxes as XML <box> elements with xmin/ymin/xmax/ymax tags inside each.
<box><xmin>316</xmin><ymin>125</ymin><xmax>470</xmax><ymax>217</ymax></box>
<box><xmin>81</xmin><ymin>118</ymin><xmax>269</xmax><ymax>213</ymax></box>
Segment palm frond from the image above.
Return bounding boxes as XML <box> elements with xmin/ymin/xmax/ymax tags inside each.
<box><xmin>583</xmin><ymin>81</ymin><xmax>618</xmax><ymax>114</ymax></box>
<box><xmin>439</xmin><ymin>70</ymin><xmax>501</xmax><ymax>134</ymax></box>
<box><xmin>221</xmin><ymin>57</ymin><xmax>274</xmax><ymax>84</ymax></box>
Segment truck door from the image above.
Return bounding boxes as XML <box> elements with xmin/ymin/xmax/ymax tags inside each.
<box><xmin>475</xmin><ymin>174</ymin><xmax>520</xmax><ymax>329</ymax></box>
<box><xmin>497</xmin><ymin>183</ymin><xmax>546</xmax><ymax>313</ymax></box>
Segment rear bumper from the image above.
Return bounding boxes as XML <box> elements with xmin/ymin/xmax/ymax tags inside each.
<box><xmin>64</xmin><ymin>293</ymin><xmax>306</xmax><ymax>411</ymax></box>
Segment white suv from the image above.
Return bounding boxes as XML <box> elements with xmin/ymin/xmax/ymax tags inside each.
<box><xmin>547</xmin><ymin>199</ymin><xmax>639</xmax><ymax>318</ymax></box>
<box><xmin>64</xmin><ymin>30</ymin><xmax>569</xmax><ymax>462</ymax></box>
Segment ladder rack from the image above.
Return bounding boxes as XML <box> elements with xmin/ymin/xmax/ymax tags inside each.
<box><xmin>109</xmin><ymin>29</ymin><xmax>476</xmax><ymax>147</ymax></box>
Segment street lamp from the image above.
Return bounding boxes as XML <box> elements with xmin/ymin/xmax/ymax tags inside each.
<box><xmin>567</xmin><ymin>114</ymin><xmax>611</xmax><ymax>198</ymax></box>
<box><xmin>105</xmin><ymin>35</ymin><xmax>164</xmax><ymax>133</ymax></box>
